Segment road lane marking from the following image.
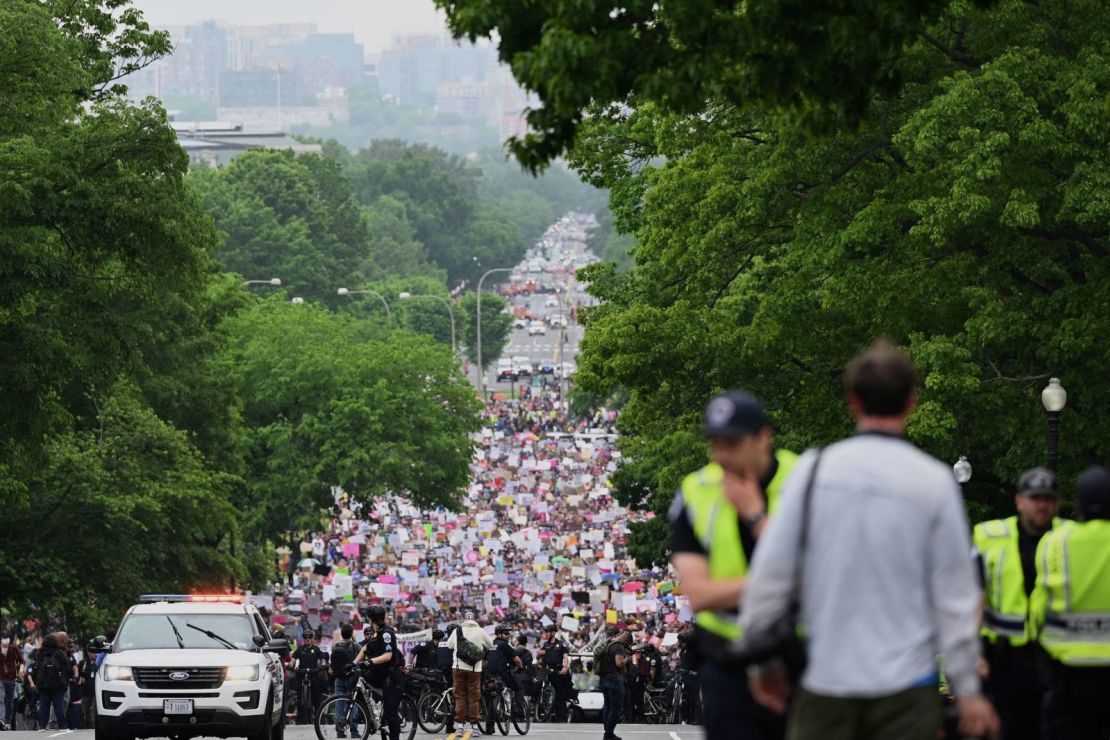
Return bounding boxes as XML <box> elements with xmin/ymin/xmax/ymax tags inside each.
<box><xmin>670</xmin><ymin>732</ymin><xmax>684</xmax><ymax>740</ymax></box>
<box><xmin>50</xmin><ymin>731</ymin><xmax>74</xmax><ymax>738</ymax></box>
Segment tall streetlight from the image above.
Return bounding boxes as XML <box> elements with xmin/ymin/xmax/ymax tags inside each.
<box><xmin>1041</xmin><ymin>377</ymin><xmax>1067</xmax><ymax>472</ymax></box>
<box><xmin>476</xmin><ymin>267</ymin><xmax>514</xmax><ymax>396</ymax></box>
<box><xmin>242</xmin><ymin>278</ymin><xmax>282</xmax><ymax>287</ymax></box>
<box><xmin>337</xmin><ymin>287</ymin><xmax>391</xmax><ymax>318</ymax></box>
<box><xmin>554</xmin><ymin>288</ymin><xmax>567</xmax><ymax>400</ymax></box>
<box><xmin>399</xmin><ymin>292</ymin><xmax>456</xmax><ymax>354</ymax></box>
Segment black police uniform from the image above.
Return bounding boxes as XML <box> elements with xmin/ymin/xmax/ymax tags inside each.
<box><xmin>539</xmin><ymin>636</ymin><xmax>571</xmax><ymax>722</ymax></box>
<box><xmin>410</xmin><ymin>640</ymin><xmax>439</xmax><ymax>670</ymax></box>
<box><xmin>364</xmin><ymin>626</ymin><xmax>404</xmax><ymax>740</ymax></box>
<box><xmin>292</xmin><ymin>644</ymin><xmax>324</xmax><ymax>719</ymax></box>
<box><xmin>487</xmin><ymin>637</ymin><xmax>524</xmax><ymax>715</ymax></box>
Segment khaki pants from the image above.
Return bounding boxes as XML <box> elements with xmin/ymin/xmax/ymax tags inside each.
<box><xmin>788</xmin><ymin>685</ymin><xmax>941</xmax><ymax>740</ymax></box>
<box><xmin>453</xmin><ymin>669</ymin><xmax>482</xmax><ymax>724</ymax></box>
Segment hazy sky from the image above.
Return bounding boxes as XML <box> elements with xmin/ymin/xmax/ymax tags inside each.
<box><xmin>132</xmin><ymin>0</ymin><xmax>450</xmax><ymax>55</ymax></box>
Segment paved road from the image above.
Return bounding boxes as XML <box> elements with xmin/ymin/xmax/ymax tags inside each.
<box><xmin>4</xmin><ymin>724</ymin><xmax>705</xmax><ymax>740</ymax></box>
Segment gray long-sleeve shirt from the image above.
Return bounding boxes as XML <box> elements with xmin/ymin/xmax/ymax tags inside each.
<box><xmin>739</xmin><ymin>433</ymin><xmax>982</xmax><ymax>698</ymax></box>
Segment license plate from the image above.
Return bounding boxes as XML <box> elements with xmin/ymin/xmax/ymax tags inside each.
<box><xmin>164</xmin><ymin>700</ymin><xmax>193</xmax><ymax>715</ymax></box>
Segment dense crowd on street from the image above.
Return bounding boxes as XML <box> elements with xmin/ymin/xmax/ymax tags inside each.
<box><xmin>267</xmin><ymin>382</ymin><xmax>692</xmax><ymax>658</ymax></box>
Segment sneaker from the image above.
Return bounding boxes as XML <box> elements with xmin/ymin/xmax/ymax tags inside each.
<box><xmin>470</xmin><ymin>722</ymin><xmax>483</xmax><ymax>736</ymax></box>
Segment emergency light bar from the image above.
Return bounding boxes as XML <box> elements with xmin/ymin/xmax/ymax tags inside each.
<box><xmin>138</xmin><ymin>594</ymin><xmax>245</xmax><ymax>603</ymax></box>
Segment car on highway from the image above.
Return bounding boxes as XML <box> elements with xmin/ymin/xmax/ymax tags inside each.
<box><xmin>544</xmin><ymin>295</ymin><xmax>559</xmax><ymax>308</ymax></box>
<box><xmin>91</xmin><ymin>594</ymin><xmax>288</xmax><ymax>740</ymax></box>
<box><xmin>496</xmin><ymin>359</ymin><xmax>515</xmax><ymax>381</ymax></box>
<box><xmin>528</xmin><ymin>321</ymin><xmax>547</xmax><ymax>336</ymax></box>
<box><xmin>547</xmin><ymin>315</ymin><xmax>567</xmax><ymax>328</ymax></box>
<box><xmin>512</xmin><ymin>317</ymin><xmax>528</xmax><ymax>329</ymax></box>
<box><xmin>537</xmin><ymin>360</ymin><xmax>555</xmax><ymax>375</ymax></box>
<box><xmin>559</xmin><ymin>362</ymin><xmax>577</xmax><ymax>379</ymax></box>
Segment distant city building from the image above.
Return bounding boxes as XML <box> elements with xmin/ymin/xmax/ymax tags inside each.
<box><xmin>378</xmin><ymin>35</ymin><xmax>497</xmax><ymax>106</ymax></box>
<box><xmin>172</xmin><ymin>121</ymin><xmax>322</xmax><ymax>167</ymax></box>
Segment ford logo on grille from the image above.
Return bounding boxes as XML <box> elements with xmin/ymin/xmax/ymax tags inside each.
<box><xmin>168</xmin><ymin>671</ymin><xmax>190</xmax><ymax>681</ymax></box>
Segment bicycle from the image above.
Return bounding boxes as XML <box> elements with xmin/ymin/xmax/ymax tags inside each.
<box><xmin>640</xmin><ymin>682</ymin><xmax>671</xmax><ymax>724</ymax></box>
<box><xmin>531</xmin><ymin>668</ymin><xmax>555</xmax><ymax>722</ymax></box>
<box><xmin>415</xmin><ymin>684</ymin><xmax>454</xmax><ymax>734</ymax></box>
<box><xmin>289</xmin><ymin>667</ymin><xmax>318</xmax><ymax>725</ymax></box>
<box><xmin>481</xmin><ymin>675</ymin><xmax>530</xmax><ymax>736</ymax></box>
<box><xmin>314</xmin><ymin>665</ymin><xmax>416</xmax><ymax>740</ymax></box>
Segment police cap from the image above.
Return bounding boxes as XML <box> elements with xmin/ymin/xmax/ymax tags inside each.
<box><xmin>1017</xmin><ymin>467</ymin><xmax>1057</xmax><ymax>496</ymax></box>
<box><xmin>1076</xmin><ymin>465</ymin><xmax>1110</xmax><ymax>519</ymax></box>
<box><xmin>703</xmin><ymin>391</ymin><xmax>771</xmax><ymax>439</ymax></box>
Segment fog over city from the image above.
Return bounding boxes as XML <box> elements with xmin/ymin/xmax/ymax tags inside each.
<box><xmin>132</xmin><ymin>0</ymin><xmax>446</xmax><ymax>55</ymax></box>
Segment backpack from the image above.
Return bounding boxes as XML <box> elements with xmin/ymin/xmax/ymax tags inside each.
<box><xmin>36</xmin><ymin>651</ymin><xmax>68</xmax><ymax>692</ymax></box>
<box><xmin>330</xmin><ymin>639</ymin><xmax>355</xmax><ymax>674</ymax></box>
<box><xmin>591</xmin><ymin>638</ymin><xmax>612</xmax><ymax>675</ymax></box>
<box><xmin>456</xmin><ymin>636</ymin><xmax>486</xmax><ymax>666</ymax></box>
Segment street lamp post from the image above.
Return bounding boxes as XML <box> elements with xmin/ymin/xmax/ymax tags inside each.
<box><xmin>337</xmin><ymin>287</ymin><xmax>391</xmax><ymax>319</ymax></box>
<box><xmin>476</xmin><ymin>267</ymin><xmax>514</xmax><ymax>396</ymax></box>
<box><xmin>555</xmin><ymin>288</ymin><xmax>566</xmax><ymax>399</ymax></box>
<box><xmin>1041</xmin><ymin>377</ymin><xmax>1067</xmax><ymax>472</ymax></box>
<box><xmin>399</xmin><ymin>292</ymin><xmax>456</xmax><ymax>355</ymax></box>
<box><xmin>242</xmin><ymin>278</ymin><xmax>282</xmax><ymax>287</ymax></box>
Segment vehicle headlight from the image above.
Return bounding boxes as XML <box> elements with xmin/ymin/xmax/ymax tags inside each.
<box><xmin>224</xmin><ymin>665</ymin><xmax>260</xmax><ymax>682</ymax></box>
<box><xmin>103</xmin><ymin>665</ymin><xmax>133</xmax><ymax>681</ymax></box>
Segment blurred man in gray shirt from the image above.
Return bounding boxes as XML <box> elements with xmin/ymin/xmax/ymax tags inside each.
<box><xmin>739</xmin><ymin>342</ymin><xmax>999</xmax><ymax>740</ymax></box>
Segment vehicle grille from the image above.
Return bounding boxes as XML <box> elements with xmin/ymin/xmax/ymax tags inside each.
<box><xmin>132</xmin><ymin>667</ymin><xmax>225</xmax><ymax>690</ymax></box>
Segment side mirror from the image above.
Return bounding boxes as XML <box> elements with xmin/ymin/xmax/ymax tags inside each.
<box><xmin>264</xmin><ymin>638</ymin><xmax>290</xmax><ymax>655</ymax></box>
<box><xmin>251</xmin><ymin>635</ymin><xmax>267</xmax><ymax>648</ymax></box>
<box><xmin>88</xmin><ymin>636</ymin><xmax>111</xmax><ymax>654</ymax></box>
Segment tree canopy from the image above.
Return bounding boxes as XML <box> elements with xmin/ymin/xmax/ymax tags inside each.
<box><xmin>434</xmin><ymin>0</ymin><xmax>995</xmax><ymax>170</ymax></box>
<box><xmin>568</xmin><ymin>0</ymin><xmax>1110</xmax><ymax>565</ymax></box>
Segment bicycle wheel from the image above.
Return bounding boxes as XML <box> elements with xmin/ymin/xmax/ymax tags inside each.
<box><xmin>536</xmin><ymin>684</ymin><xmax>554</xmax><ymax>721</ymax></box>
<box><xmin>480</xmin><ymin>691</ymin><xmax>496</xmax><ymax>735</ymax></box>
<box><xmin>495</xmin><ymin>693</ymin><xmax>511</xmax><ymax>736</ymax></box>
<box><xmin>315</xmin><ymin>694</ymin><xmax>372</xmax><ymax>740</ymax></box>
<box><xmin>397</xmin><ymin>696</ymin><xmax>417</xmax><ymax>740</ymax></box>
<box><xmin>513</xmin><ymin>697</ymin><xmax>532</xmax><ymax>735</ymax></box>
<box><xmin>416</xmin><ymin>690</ymin><xmax>449</xmax><ymax>734</ymax></box>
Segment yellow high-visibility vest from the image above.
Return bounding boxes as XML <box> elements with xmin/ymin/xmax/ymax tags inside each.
<box><xmin>680</xmin><ymin>450</ymin><xmax>799</xmax><ymax>641</ymax></box>
<box><xmin>1030</xmin><ymin>520</ymin><xmax>1110</xmax><ymax>666</ymax></box>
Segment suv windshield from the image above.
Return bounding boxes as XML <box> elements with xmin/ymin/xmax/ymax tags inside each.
<box><xmin>114</xmin><ymin>614</ymin><xmax>255</xmax><ymax>651</ymax></box>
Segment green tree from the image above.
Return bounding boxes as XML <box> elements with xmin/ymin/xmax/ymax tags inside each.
<box><xmin>190</xmin><ymin>150</ymin><xmax>380</xmax><ymax>302</ymax></box>
<box><xmin>458</xmin><ymin>291</ymin><xmax>512</xmax><ymax>368</ymax></box>
<box><xmin>570</xmin><ymin>0</ymin><xmax>1110</xmax><ymax>565</ymax></box>
<box><xmin>2</xmin><ymin>386</ymin><xmax>242</xmax><ymax>635</ymax></box>
<box><xmin>434</xmin><ymin>0</ymin><xmax>991</xmax><ymax>170</ymax></box>
<box><xmin>221</xmin><ymin>299</ymin><xmax>481</xmax><ymax>539</ymax></box>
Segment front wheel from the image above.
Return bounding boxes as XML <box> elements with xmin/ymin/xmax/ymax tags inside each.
<box><xmin>495</xmin><ymin>693</ymin><xmax>511</xmax><ymax>736</ymax></box>
<box><xmin>397</xmin><ymin>695</ymin><xmax>417</xmax><ymax>740</ymax></box>
<box><xmin>535</xmin><ymin>684</ymin><xmax>554</xmax><ymax>722</ymax></box>
<box><xmin>416</xmin><ymin>691</ymin><xmax>449</xmax><ymax>734</ymax></box>
<box><xmin>513</xmin><ymin>697</ymin><xmax>531</xmax><ymax>736</ymax></box>
<box><xmin>315</xmin><ymin>694</ymin><xmax>372</xmax><ymax>740</ymax></box>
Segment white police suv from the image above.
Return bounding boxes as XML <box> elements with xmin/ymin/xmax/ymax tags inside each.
<box><xmin>91</xmin><ymin>595</ymin><xmax>288</xmax><ymax>740</ymax></box>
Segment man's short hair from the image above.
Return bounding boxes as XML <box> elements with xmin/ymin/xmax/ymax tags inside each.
<box><xmin>340</xmin><ymin>624</ymin><xmax>353</xmax><ymax>639</ymax></box>
<box><xmin>844</xmin><ymin>341</ymin><xmax>918</xmax><ymax>416</ymax></box>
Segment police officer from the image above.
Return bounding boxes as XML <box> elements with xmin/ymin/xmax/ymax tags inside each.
<box><xmin>537</xmin><ymin>625</ymin><xmax>571</xmax><ymax>722</ymax></box>
<box><xmin>676</xmin><ymin>631</ymin><xmax>701</xmax><ymax>724</ymax></box>
<box><xmin>407</xmin><ymin>629</ymin><xmax>444</xmax><ymax>670</ymax></box>
<box><xmin>292</xmin><ymin>632</ymin><xmax>324</xmax><ymax>722</ymax></box>
<box><xmin>973</xmin><ymin>466</ymin><xmax>1065</xmax><ymax>740</ymax></box>
<box><xmin>667</xmin><ymin>390</ymin><xmax>798</xmax><ymax>740</ymax></box>
<box><xmin>487</xmin><ymin>625</ymin><xmax>524</xmax><ymax>718</ymax></box>
<box><xmin>357</xmin><ymin>606</ymin><xmax>404</xmax><ymax>740</ymax></box>
<box><xmin>1031</xmin><ymin>465</ymin><xmax>1110</xmax><ymax>739</ymax></box>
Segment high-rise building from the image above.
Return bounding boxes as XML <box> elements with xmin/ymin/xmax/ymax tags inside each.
<box><xmin>378</xmin><ymin>35</ymin><xmax>497</xmax><ymax>106</ymax></box>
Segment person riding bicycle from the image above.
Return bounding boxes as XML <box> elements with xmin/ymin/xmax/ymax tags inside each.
<box><xmin>291</xmin><ymin>632</ymin><xmax>324</xmax><ymax>722</ymax></box>
<box><xmin>484</xmin><ymin>625</ymin><xmax>523</xmax><ymax>717</ymax></box>
<box><xmin>356</xmin><ymin>606</ymin><xmax>404</xmax><ymax>740</ymax></box>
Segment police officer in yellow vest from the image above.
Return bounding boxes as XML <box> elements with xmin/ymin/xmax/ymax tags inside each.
<box><xmin>668</xmin><ymin>391</ymin><xmax>798</xmax><ymax>740</ymax></box>
<box><xmin>973</xmin><ymin>466</ymin><xmax>1064</xmax><ymax>740</ymax></box>
<box><xmin>1030</xmin><ymin>465</ymin><xmax>1110</xmax><ymax>740</ymax></box>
